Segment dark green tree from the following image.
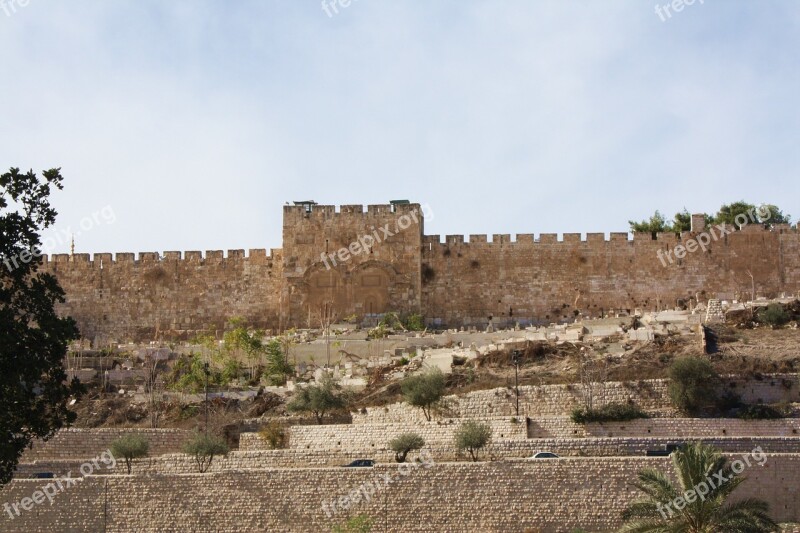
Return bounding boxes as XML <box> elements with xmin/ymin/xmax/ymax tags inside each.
<box><xmin>714</xmin><ymin>201</ymin><xmax>790</xmax><ymax>228</ymax></box>
<box><xmin>1</xmin><ymin>167</ymin><xmax>83</xmax><ymax>485</ymax></box>
<box><xmin>629</xmin><ymin>210</ymin><xmax>672</xmax><ymax>237</ymax></box>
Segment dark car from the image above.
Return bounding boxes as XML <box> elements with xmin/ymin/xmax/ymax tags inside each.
<box><xmin>646</xmin><ymin>443</ymin><xmax>687</xmax><ymax>456</ymax></box>
<box><xmin>342</xmin><ymin>459</ymin><xmax>374</xmax><ymax>467</ymax></box>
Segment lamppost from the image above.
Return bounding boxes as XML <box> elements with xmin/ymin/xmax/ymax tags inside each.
<box><xmin>203</xmin><ymin>362</ymin><xmax>210</xmax><ymax>436</ymax></box>
<box><xmin>511</xmin><ymin>350</ymin><xmax>521</xmax><ymax>416</ymax></box>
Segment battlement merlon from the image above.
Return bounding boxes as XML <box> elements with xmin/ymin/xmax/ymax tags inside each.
<box><xmin>282</xmin><ymin>202</ymin><xmax>424</xmax><ymax>219</ymax></box>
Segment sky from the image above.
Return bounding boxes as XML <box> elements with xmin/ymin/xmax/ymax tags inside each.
<box><xmin>1</xmin><ymin>1</ymin><xmax>798</xmax><ymax>255</ymax></box>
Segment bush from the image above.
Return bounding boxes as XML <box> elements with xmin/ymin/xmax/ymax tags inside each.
<box><xmin>454</xmin><ymin>420</ymin><xmax>492</xmax><ymax>462</ymax></box>
<box><xmin>110</xmin><ymin>434</ymin><xmax>149</xmax><ymax>474</ymax></box>
<box><xmin>388</xmin><ymin>432</ymin><xmax>425</xmax><ymax>463</ymax></box>
<box><xmin>286</xmin><ymin>374</ymin><xmax>348</xmax><ymax>424</ymax></box>
<box><xmin>758</xmin><ymin>303</ymin><xmax>790</xmax><ymax>328</ymax></box>
<box><xmin>668</xmin><ymin>356</ymin><xmax>721</xmax><ymax>416</ymax></box>
<box><xmin>570</xmin><ymin>402</ymin><xmax>649</xmax><ymax>424</ymax></box>
<box><xmin>183</xmin><ymin>432</ymin><xmax>229</xmax><ymax>473</ymax></box>
<box><xmin>332</xmin><ymin>514</ymin><xmax>372</xmax><ymax>533</ymax></box>
<box><xmin>403</xmin><ymin>313</ymin><xmax>425</xmax><ymax>331</ymax></box>
<box><xmin>401</xmin><ymin>367</ymin><xmax>446</xmax><ymax>421</ymax></box>
<box><xmin>258</xmin><ymin>420</ymin><xmax>288</xmax><ymax>449</ymax></box>
<box><xmin>738</xmin><ymin>404</ymin><xmax>785</xmax><ymax>420</ymax></box>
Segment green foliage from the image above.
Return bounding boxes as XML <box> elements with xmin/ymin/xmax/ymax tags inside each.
<box><xmin>454</xmin><ymin>420</ymin><xmax>492</xmax><ymax>462</ymax></box>
<box><xmin>258</xmin><ymin>420</ymin><xmax>288</xmax><ymax>449</ymax></box>
<box><xmin>668</xmin><ymin>356</ymin><xmax>721</xmax><ymax>416</ymax></box>
<box><xmin>738</xmin><ymin>404</ymin><xmax>785</xmax><ymax>420</ymax></box>
<box><xmin>332</xmin><ymin>514</ymin><xmax>372</xmax><ymax>533</ymax></box>
<box><xmin>367</xmin><ymin>324</ymin><xmax>389</xmax><ymax>339</ymax></box>
<box><xmin>403</xmin><ymin>313</ymin><xmax>425</xmax><ymax>331</ymax></box>
<box><xmin>263</xmin><ymin>338</ymin><xmax>293</xmax><ymax>385</ymax></box>
<box><xmin>629</xmin><ymin>210</ymin><xmax>672</xmax><ymax>236</ymax></box>
<box><xmin>168</xmin><ymin>353</ymin><xmax>218</xmax><ymax>393</ymax></box>
<box><xmin>286</xmin><ymin>374</ymin><xmax>349</xmax><ymax>424</ymax></box>
<box><xmin>758</xmin><ymin>303</ymin><xmax>791</xmax><ymax>328</ymax></box>
<box><xmin>619</xmin><ymin>442</ymin><xmax>778</xmax><ymax>532</ymax></box>
<box><xmin>110</xmin><ymin>434</ymin><xmax>150</xmax><ymax>474</ymax></box>
<box><xmin>570</xmin><ymin>402</ymin><xmax>649</xmax><ymax>424</ymax></box>
<box><xmin>0</xmin><ymin>167</ymin><xmax>84</xmax><ymax>485</ymax></box>
<box><xmin>183</xmin><ymin>432</ymin><xmax>229</xmax><ymax>473</ymax></box>
<box><xmin>713</xmin><ymin>201</ymin><xmax>790</xmax><ymax>228</ymax></box>
<box><xmin>388</xmin><ymin>432</ymin><xmax>425</xmax><ymax>463</ymax></box>
<box><xmin>401</xmin><ymin>367</ymin><xmax>446</xmax><ymax>421</ymax></box>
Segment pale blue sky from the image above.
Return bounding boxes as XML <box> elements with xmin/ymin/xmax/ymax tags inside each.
<box><xmin>1</xmin><ymin>1</ymin><xmax>798</xmax><ymax>255</ymax></box>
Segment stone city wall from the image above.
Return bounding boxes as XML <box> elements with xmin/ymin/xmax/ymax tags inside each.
<box><xmin>2</xmin><ymin>455</ymin><xmax>799</xmax><ymax>532</ymax></box>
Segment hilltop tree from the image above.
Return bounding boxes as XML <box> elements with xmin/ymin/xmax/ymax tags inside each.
<box><xmin>0</xmin><ymin>167</ymin><xmax>83</xmax><ymax>486</ymax></box>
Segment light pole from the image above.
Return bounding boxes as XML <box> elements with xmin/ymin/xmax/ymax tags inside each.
<box><xmin>203</xmin><ymin>362</ymin><xmax>210</xmax><ymax>436</ymax></box>
<box><xmin>511</xmin><ymin>350</ymin><xmax>521</xmax><ymax>416</ymax></box>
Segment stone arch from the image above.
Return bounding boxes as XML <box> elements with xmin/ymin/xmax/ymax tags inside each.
<box><xmin>351</xmin><ymin>261</ymin><xmax>396</xmax><ymax>316</ymax></box>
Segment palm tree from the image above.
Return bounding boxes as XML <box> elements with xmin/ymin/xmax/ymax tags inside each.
<box><xmin>619</xmin><ymin>442</ymin><xmax>778</xmax><ymax>532</ymax></box>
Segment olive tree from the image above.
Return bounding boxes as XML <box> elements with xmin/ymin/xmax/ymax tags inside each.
<box><xmin>110</xmin><ymin>434</ymin><xmax>150</xmax><ymax>474</ymax></box>
<box><xmin>454</xmin><ymin>420</ymin><xmax>492</xmax><ymax>462</ymax></box>
<box><xmin>401</xmin><ymin>367</ymin><xmax>446</xmax><ymax>421</ymax></box>
<box><xmin>183</xmin><ymin>432</ymin><xmax>229</xmax><ymax>473</ymax></box>
<box><xmin>388</xmin><ymin>433</ymin><xmax>425</xmax><ymax>463</ymax></box>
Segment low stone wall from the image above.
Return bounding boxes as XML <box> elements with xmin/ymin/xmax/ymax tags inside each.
<box><xmin>529</xmin><ymin>417</ymin><xmax>800</xmax><ymax>439</ymax></box>
<box><xmin>20</xmin><ymin>428</ymin><xmax>191</xmax><ymax>462</ymax></box>
<box><xmin>2</xmin><ymin>455</ymin><xmax>798</xmax><ymax>532</ymax></box>
<box><xmin>240</xmin><ymin>418</ymin><xmax>526</xmax><ymax>453</ymax></box>
<box><xmin>353</xmin><ymin>374</ymin><xmax>800</xmax><ymax>423</ymax></box>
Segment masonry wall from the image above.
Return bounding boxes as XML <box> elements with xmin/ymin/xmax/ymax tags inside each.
<box><xmin>353</xmin><ymin>375</ymin><xmax>800</xmax><ymax>423</ymax></box>
<box><xmin>20</xmin><ymin>428</ymin><xmax>191</xmax><ymax>462</ymax></box>
<box><xmin>46</xmin><ymin>203</ymin><xmax>800</xmax><ymax>340</ymax></box>
<box><xmin>421</xmin><ymin>225</ymin><xmax>800</xmax><ymax>326</ymax></box>
<box><xmin>43</xmin><ymin>249</ymin><xmax>282</xmax><ymax>343</ymax></box>
<box><xmin>3</xmin><ymin>456</ymin><xmax>799</xmax><ymax>532</ymax></box>
<box><xmin>529</xmin><ymin>417</ymin><xmax>800</xmax><ymax>439</ymax></box>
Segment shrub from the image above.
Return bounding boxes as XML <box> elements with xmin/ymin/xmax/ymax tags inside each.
<box><xmin>388</xmin><ymin>433</ymin><xmax>425</xmax><ymax>463</ymax></box>
<box><xmin>668</xmin><ymin>356</ymin><xmax>721</xmax><ymax>416</ymax></box>
<box><xmin>454</xmin><ymin>420</ymin><xmax>492</xmax><ymax>462</ymax></box>
<box><xmin>258</xmin><ymin>420</ymin><xmax>288</xmax><ymax>449</ymax></box>
<box><xmin>570</xmin><ymin>402</ymin><xmax>649</xmax><ymax>424</ymax></box>
<box><xmin>401</xmin><ymin>367</ymin><xmax>446</xmax><ymax>421</ymax></box>
<box><xmin>183</xmin><ymin>432</ymin><xmax>229</xmax><ymax>473</ymax></box>
<box><xmin>110</xmin><ymin>434</ymin><xmax>149</xmax><ymax>474</ymax></box>
<box><xmin>332</xmin><ymin>514</ymin><xmax>372</xmax><ymax>533</ymax></box>
<box><xmin>738</xmin><ymin>404</ymin><xmax>785</xmax><ymax>420</ymax></box>
<box><xmin>758</xmin><ymin>303</ymin><xmax>790</xmax><ymax>328</ymax></box>
<box><xmin>286</xmin><ymin>374</ymin><xmax>348</xmax><ymax>424</ymax></box>
<box><xmin>403</xmin><ymin>313</ymin><xmax>425</xmax><ymax>331</ymax></box>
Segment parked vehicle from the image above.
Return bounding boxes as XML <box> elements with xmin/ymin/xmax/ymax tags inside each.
<box><xmin>527</xmin><ymin>452</ymin><xmax>559</xmax><ymax>459</ymax></box>
<box><xmin>342</xmin><ymin>459</ymin><xmax>375</xmax><ymax>467</ymax></box>
<box><xmin>646</xmin><ymin>442</ymin><xmax>687</xmax><ymax>456</ymax></box>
